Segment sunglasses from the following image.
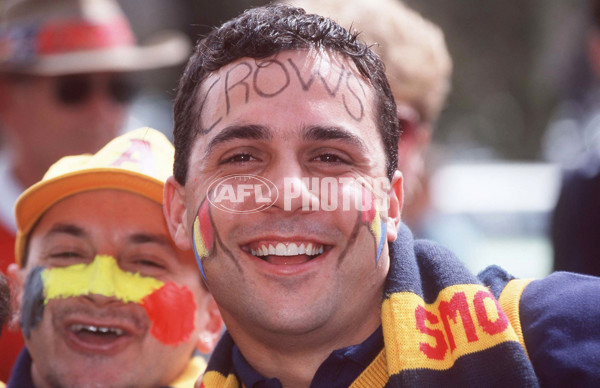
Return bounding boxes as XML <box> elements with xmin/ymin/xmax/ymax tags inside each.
<box><xmin>54</xmin><ymin>74</ymin><xmax>139</xmax><ymax>105</ymax></box>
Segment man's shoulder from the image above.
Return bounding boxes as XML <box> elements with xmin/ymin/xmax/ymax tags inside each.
<box><xmin>480</xmin><ymin>269</ymin><xmax>600</xmax><ymax>386</ymax></box>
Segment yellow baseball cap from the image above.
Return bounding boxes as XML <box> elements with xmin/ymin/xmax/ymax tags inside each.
<box><xmin>14</xmin><ymin>127</ymin><xmax>174</xmax><ymax>266</ymax></box>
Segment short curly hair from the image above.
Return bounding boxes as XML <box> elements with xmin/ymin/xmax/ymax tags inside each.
<box><xmin>173</xmin><ymin>4</ymin><xmax>398</xmax><ymax>184</ymax></box>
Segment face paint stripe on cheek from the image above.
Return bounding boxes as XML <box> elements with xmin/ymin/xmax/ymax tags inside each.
<box><xmin>193</xmin><ymin>199</ymin><xmax>214</xmax><ymax>280</ymax></box>
<box><xmin>141</xmin><ymin>282</ymin><xmax>197</xmax><ymax>346</ymax></box>
<box><xmin>36</xmin><ymin>255</ymin><xmax>198</xmax><ymax>345</ymax></box>
<box><xmin>19</xmin><ymin>266</ymin><xmax>46</xmax><ymax>338</ymax></box>
<box><xmin>42</xmin><ymin>255</ymin><xmax>164</xmax><ymax>303</ymax></box>
<box><xmin>360</xmin><ymin>186</ymin><xmax>386</xmax><ymax>263</ymax></box>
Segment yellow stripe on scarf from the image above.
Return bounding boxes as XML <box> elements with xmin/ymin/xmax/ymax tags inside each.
<box><xmin>382</xmin><ymin>284</ymin><xmax>522</xmax><ymax>373</ymax></box>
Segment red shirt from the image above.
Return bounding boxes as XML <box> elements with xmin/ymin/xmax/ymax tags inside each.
<box><xmin>0</xmin><ymin>221</ymin><xmax>23</xmax><ymax>382</ymax></box>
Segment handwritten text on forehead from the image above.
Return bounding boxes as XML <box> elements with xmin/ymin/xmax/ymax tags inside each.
<box><xmin>197</xmin><ymin>57</ymin><xmax>369</xmax><ymax>135</ymax></box>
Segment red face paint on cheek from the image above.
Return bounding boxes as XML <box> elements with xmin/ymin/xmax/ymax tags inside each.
<box><xmin>361</xmin><ymin>186</ymin><xmax>376</xmax><ymax>224</ymax></box>
<box><xmin>141</xmin><ymin>282</ymin><xmax>197</xmax><ymax>346</ymax></box>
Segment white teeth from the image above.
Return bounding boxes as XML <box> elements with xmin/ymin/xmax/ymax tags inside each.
<box><xmin>306</xmin><ymin>243</ymin><xmax>313</xmax><ymax>255</ymax></box>
<box><xmin>298</xmin><ymin>243</ymin><xmax>306</xmax><ymax>255</ymax></box>
<box><xmin>70</xmin><ymin>324</ymin><xmax>124</xmax><ymax>336</ymax></box>
<box><xmin>250</xmin><ymin>242</ymin><xmax>325</xmax><ymax>257</ymax></box>
<box><xmin>276</xmin><ymin>243</ymin><xmax>286</xmax><ymax>255</ymax></box>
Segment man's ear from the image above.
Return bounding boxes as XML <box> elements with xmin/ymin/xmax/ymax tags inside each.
<box><xmin>7</xmin><ymin>263</ymin><xmax>24</xmax><ymax>329</ymax></box>
<box><xmin>194</xmin><ymin>294</ymin><xmax>223</xmax><ymax>354</ymax></box>
<box><xmin>385</xmin><ymin>170</ymin><xmax>403</xmax><ymax>242</ymax></box>
<box><xmin>164</xmin><ymin>176</ymin><xmax>192</xmax><ymax>251</ymax></box>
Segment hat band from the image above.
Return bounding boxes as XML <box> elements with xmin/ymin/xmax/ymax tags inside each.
<box><xmin>0</xmin><ymin>16</ymin><xmax>136</xmax><ymax>64</ymax></box>
<box><xmin>38</xmin><ymin>17</ymin><xmax>136</xmax><ymax>54</ymax></box>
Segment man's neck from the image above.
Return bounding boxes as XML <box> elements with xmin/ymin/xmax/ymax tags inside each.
<box><xmin>228</xmin><ymin>309</ymin><xmax>382</xmax><ymax>388</ymax></box>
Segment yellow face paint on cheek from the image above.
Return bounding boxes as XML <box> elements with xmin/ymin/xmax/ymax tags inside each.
<box><xmin>40</xmin><ymin>255</ymin><xmax>198</xmax><ymax>345</ymax></box>
<box><xmin>360</xmin><ymin>185</ymin><xmax>387</xmax><ymax>263</ymax></box>
<box><xmin>42</xmin><ymin>255</ymin><xmax>164</xmax><ymax>303</ymax></box>
<box><xmin>192</xmin><ymin>199</ymin><xmax>214</xmax><ymax>280</ymax></box>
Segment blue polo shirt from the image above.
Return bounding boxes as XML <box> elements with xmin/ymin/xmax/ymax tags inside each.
<box><xmin>232</xmin><ymin>326</ymin><xmax>383</xmax><ymax>388</ymax></box>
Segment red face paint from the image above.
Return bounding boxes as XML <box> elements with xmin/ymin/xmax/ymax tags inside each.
<box><xmin>361</xmin><ymin>185</ymin><xmax>377</xmax><ymax>224</ymax></box>
<box><xmin>141</xmin><ymin>282</ymin><xmax>197</xmax><ymax>346</ymax></box>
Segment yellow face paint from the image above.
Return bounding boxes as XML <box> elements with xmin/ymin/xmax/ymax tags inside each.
<box><xmin>192</xmin><ymin>199</ymin><xmax>214</xmax><ymax>280</ymax></box>
<box><xmin>42</xmin><ymin>255</ymin><xmax>164</xmax><ymax>304</ymax></box>
<box><xmin>193</xmin><ymin>216</ymin><xmax>210</xmax><ymax>258</ymax></box>
<box><xmin>360</xmin><ymin>185</ymin><xmax>387</xmax><ymax>262</ymax></box>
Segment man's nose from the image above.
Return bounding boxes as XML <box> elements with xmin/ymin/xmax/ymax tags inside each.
<box><xmin>84</xmin><ymin>256</ymin><xmax>122</xmax><ymax>303</ymax></box>
<box><xmin>266</xmin><ymin>160</ymin><xmax>320</xmax><ymax>214</ymax></box>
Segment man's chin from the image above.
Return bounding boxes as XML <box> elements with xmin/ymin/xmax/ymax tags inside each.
<box><xmin>34</xmin><ymin>365</ymin><xmax>139</xmax><ymax>388</ymax></box>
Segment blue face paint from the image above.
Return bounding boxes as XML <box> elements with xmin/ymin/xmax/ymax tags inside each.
<box><xmin>19</xmin><ymin>266</ymin><xmax>46</xmax><ymax>338</ymax></box>
<box><xmin>376</xmin><ymin>219</ymin><xmax>387</xmax><ymax>263</ymax></box>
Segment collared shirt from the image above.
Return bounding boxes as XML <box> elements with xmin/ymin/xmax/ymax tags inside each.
<box><xmin>232</xmin><ymin>326</ymin><xmax>383</xmax><ymax>388</ymax></box>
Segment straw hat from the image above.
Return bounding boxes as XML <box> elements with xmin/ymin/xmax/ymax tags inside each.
<box><xmin>14</xmin><ymin>127</ymin><xmax>174</xmax><ymax>265</ymax></box>
<box><xmin>0</xmin><ymin>0</ymin><xmax>191</xmax><ymax>75</ymax></box>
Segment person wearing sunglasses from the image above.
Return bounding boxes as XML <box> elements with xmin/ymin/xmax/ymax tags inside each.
<box><xmin>0</xmin><ymin>0</ymin><xmax>190</xmax><ymax>380</ymax></box>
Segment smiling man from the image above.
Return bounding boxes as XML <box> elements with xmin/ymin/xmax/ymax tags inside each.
<box><xmin>7</xmin><ymin>128</ymin><xmax>222</xmax><ymax>388</ymax></box>
<box><xmin>164</xmin><ymin>4</ymin><xmax>600</xmax><ymax>388</ymax></box>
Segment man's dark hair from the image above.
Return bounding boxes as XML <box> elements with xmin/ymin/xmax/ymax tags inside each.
<box><xmin>0</xmin><ymin>273</ymin><xmax>10</xmax><ymax>335</ymax></box>
<box><xmin>173</xmin><ymin>4</ymin><xmax>399</xmax><ymax>183</ymax></box>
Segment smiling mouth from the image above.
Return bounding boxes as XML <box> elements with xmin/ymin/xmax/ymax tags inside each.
<box><xmin>69</xmin><ymin>323</ymin><xmax>127</xmax><ymax>343</ymax></box>
<box><xmin>246</xmin><ymin>242</ymin><xmax>328</xmax><ymax>264</ymax></box>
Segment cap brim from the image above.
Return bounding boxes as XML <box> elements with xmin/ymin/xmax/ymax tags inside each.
<box><xmin>1</xmin><ymin>31</ymin><xmax>191</xmax><ymax>75</ymax></box>
<box><xmin>15</xmin><ymin>168</ymin><xmax>164</xmax><ymax>265</ymax></box>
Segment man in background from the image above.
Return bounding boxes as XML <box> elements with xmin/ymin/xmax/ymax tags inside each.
<box><xmin>0</xmin><ymin>0</ymin><xmax>189</xmax><ymax>377</ymax></box>
<box><xmin>284</xmin><ymin>0</ymin><xmax>452</xmax><ymax>230</ymax></box>
<box><xmin>552</xmin><ymin>0</ymin><xmax>600</xmax><ymax>276</ymax></box>
<box><xmin>7</xmin><ymin>128</ymin><xmax>222</xmax><ymax>388</ymax></box>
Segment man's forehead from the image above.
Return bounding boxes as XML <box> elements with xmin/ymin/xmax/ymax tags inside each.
<box><xmin>30</xmin><ymin>190</ymin><xmax>165</xmax><ymax>240</ymax></box>
<box><xmin>194</xmin><ymin>49</ymin><xmax>375</xmax><ymax>140</ymax></box>
<box><xmin>207</xmin><ymin>49</ymin><xmax>360</xmax><ymax>83</ymax></box>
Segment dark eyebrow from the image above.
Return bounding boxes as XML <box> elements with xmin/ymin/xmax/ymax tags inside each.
<box><xmin>128</xmin><ymin>233</ymin><xmax>172</xmax><ymax>247</ymax></box>
<box><xmin>44</xmin><ymin>223</ymin><xmax>86</xmax><ymax>240</ymax></box>
<box><xmin>204</xmin><ymin>124</ymin><xmax>272</xmax><ymax>158</ymax></box>
<box><xmin>303</xmin><ymin>125</ymin><xmax>368</xmax><ymax>152</ymax></box>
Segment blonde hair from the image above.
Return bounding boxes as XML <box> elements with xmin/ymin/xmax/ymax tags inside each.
<box><xmin>287</xmin><ymin>0</ymin><xmax>452</xmax><ymax>124</ymax></box>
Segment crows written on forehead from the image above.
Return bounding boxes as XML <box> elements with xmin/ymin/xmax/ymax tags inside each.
<box><xmin>197</xmin><ymin>52</ymin><xmax>369</xmax><ymax>135</ymax></box>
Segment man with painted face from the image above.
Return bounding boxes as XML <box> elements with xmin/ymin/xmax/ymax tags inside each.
<box><xmin>6</xmin><ymin>128</ymin><xmax>223</xmax><ymax>388</ymax></box>
<box><xmin>164</xmin><ymin>4</ymin><xmax>600</xmax><ymax>388</ymax></box>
